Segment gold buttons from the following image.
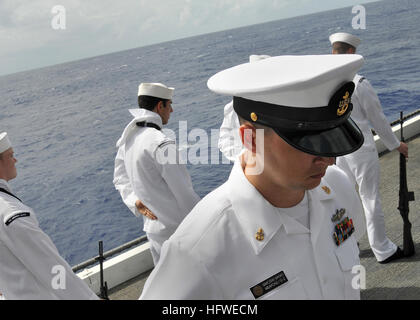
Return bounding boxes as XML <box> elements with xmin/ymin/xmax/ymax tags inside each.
<box><xmin>255</xmin><ymin>228</ymin><xmax>264</xmax><ymax>241</ymax></box>
<box><xmin>322</xmin><ymin>186</ymin><xmax>331</xmax><ymax>194</ymax></box>
<box><xmin>250</xmin><ymin>112</ymin><xmax>258</xmax><ymax>122</ymax></box>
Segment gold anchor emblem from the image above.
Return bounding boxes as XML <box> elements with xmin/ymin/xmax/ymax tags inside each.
<box><xmin>322</xmin><ymin>186</ymin><xmax>331</xmax><ymax>194</ymax></box>
<box><xmin>337</xmin><ymin>91</ymin><xmax>350</xmax><ymax>116</ymax></box>
<box><xmin>255</xmin><ymin>228</ymin><xmax>264</xmax><ymax>241</ymax></box>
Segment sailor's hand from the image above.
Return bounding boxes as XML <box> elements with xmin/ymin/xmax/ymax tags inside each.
<box><xmin>135</xmin><ymin>200</ymin><xmax>157</xmax><ymax>220</ymax></box>
<box><xmin>397</xmin><ymin>142</ymin><xmax>408</xmax><ymax>159</ymax></box>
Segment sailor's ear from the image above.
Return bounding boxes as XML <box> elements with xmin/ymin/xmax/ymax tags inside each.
<box><xmin>239</xmin><ymin>123</ymin><xmax>257</xmax><ymax>153</ymax></box>
<box><xmin>155</xmin><ymin>101</ymin><xmax>166</xmax><ymax>116</ymax></box>
<box><xmin>156</xmin><ymin>100</ymin><xmax>164</xmax><ymax>110</ymax></box>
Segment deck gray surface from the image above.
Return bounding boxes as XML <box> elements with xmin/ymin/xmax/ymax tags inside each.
<box><xmin>109</xmin><ymin>135</ymin><xmax>420</xmax><ymax>300</ymax></box>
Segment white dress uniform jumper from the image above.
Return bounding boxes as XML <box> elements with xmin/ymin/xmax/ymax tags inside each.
<box><xmin>140</xmin><ymin>54</ymin><xmax>367</xmax><ymax>299</ymax></box>
<box><xmin>0</xmin><ymin>179</ymin><xmax>98</xmax><ymax>300</ymax></box>
<box><xmin>330</xmin><ymin>32</ymin><xmax>401</xmax><ymax>262</ymax></box>
<box><xmin>114</xmin><ymin>102</ymin><xmax>200</xmax><ymax>265</ymax></box>
<box><xmin>336</xmin><ymin>74</ymin><xmax>400</xmax><ymax>261</ymax></box>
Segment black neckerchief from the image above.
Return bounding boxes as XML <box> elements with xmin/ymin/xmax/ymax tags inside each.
<box><xmin>0</xmin><ymin>187</ymin><xmax>22</xmax><ymax>202</ymax></box>
<box><xmin>136</xmin><ymin>121</ymin><xmax>161</xmax><ymax>131</ymax></box>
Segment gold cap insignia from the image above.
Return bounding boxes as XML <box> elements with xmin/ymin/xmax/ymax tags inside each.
<box><xmin>255</xmin><ymin>228</ymin><xmax>264</xmax><ymax>241</ymax></box>
<box><xmin>322</xmin><ymin>186</ymin><xmax>331</xmax><ymax>194</ymax></box>
<box><xmin>337</xmin><ymin>91</ymin><xmax>350</xmax><ymax>116</ymax></box>
<box><xmin>250</xmin><ymin>112</ymin><xmax>258</xmax><ymax>122</ymax></box>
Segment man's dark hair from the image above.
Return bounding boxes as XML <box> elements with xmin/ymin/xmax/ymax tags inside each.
<box><xmin>332</xmin><ymin>41</ymin><xmax>356</xmax><ymax>54</ymax></box>
<box><xmin>138</xmin><ymin>95</ymin><xmax>169</xmax><ymax>111</ymax></box>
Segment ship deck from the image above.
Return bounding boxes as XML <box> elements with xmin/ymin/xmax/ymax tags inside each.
<box><xmin>108</xmin><ymin>133</ymin><xmax>420</xmax><ymax>300</ymax></box>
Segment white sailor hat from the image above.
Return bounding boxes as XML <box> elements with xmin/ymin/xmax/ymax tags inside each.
<box><xmin>329</xmin><ymin>32</ymin><xmax>361</xmax><ymax>48</ymax></box>
<box><xmin>138</xmin><ymin>83</ymin><xmax>174</xmax><ymax>100</ymax></box>
<box><xmin>0</xmin><ymin>132</ymin><xmax>12</xmax><ymax>154</ymax></box>
<box><xmin>208</xmin><ymin>54</ymin><xmax>365</xmax><ymax>157</ymax></box>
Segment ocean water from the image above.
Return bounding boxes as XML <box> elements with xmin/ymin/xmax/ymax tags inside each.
<box><xmin>1</xmin><ymin>0</ymin><xmax>419</xmax><ymax>266</ymax></box>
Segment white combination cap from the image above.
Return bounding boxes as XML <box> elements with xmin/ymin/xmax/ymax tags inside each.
<box><xmin>0</xmin><ymin>132</ymin><xmax>12</xmax><ymax>154</ymax></box>
<box><xmin>208</xmin><ymin>54</ymin><xmax>363</xmax><ymax>107</ymax></box>
<box><xmin>138</xmin><ymin>83</ymin><xmax>174</xmax><ymax>100</ymax></box>
<box><xmin>329</xmin><ymin>32</ymin><xmax>361</xmax><ymax>48</ymax></box>
<box><xmin>249</xmin><ymin>54</ymin><xmax>272</xmax><ymax>63</ymax></box>
<box><xmin>208</xmin><ymin>54</ymin><xmax>365</xmax><ymax>157</ymax></box>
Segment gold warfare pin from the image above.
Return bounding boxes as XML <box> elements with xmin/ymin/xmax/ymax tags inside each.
<box><xmin>331</xmin><ymin>208</ymin><xmax>346</xmax><ymax>222</ymax></box>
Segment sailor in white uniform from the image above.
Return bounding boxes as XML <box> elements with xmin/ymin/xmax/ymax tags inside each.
<box><xmin>140</xmin><ymin>54</ymin><xmax>366</xmax><ymax>300</ymax></box>
<box><xmin>218</xmin><ymin>55</ymin><xmax>271</xmax><ymax>162</ymax></box>
<box><xmin>113</xmin><ymin>83</ymin><xmax>200</xmax><ymax>265</ymax></box>
<box><xmin>329</xmin><ymin>32</ymin><xmax>409</xmax><ymax>263</ymax></box>
<box><xmin>0</xmin><ymin>132</ymin><xmax>98</xmax><ymax>300</ymax></box>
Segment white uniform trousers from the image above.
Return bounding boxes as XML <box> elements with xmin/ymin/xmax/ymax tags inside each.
<box><xmin>337</xmin><ymin>151</ymin><xmax>397</xmax><ymax>261</ymax></box>
<box><xmin>147</xmin><ymin>228</ymin><xmax>175</xmax><ymax>265</ymax></box>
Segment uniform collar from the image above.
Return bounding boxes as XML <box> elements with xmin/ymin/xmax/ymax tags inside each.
<box><xmin>0</xmin><ymin>179</ymin><xmax>12</xmax><ymax>193</ymax></box>
<box><xmin>308</xmin><ymin>176</ymin><xmax>336</xmax><ymax>244</ymax></box>
<box><xmin>128</xmin><ymin>108</ymin><xmax>163</xmax><ymax>126</ymax></box>
<box><xmin>353</xmin><ymin>73</ymin><xmax>363</xmax><ymax>83</ymax></box>
<box><xmin>228</xmin><ymin>160</ymin><xmax>328</xmax><ymax>255</ymax></box>
<box><xmin>116</xmin><ymin>109</ymin><xmax>163</xmax><ymax>147</ymax></box>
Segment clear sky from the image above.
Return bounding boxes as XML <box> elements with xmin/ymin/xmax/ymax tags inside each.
<box><xmin>0</xmin><ymin>0</ymin><xmax>379</xmax><ymax>76</ymax></box>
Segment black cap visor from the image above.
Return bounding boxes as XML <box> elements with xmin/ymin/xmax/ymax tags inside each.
<box><xmin>273</xmin><ymin>117</ymin><xmax>364</xmax><ymax>157</ymax></box>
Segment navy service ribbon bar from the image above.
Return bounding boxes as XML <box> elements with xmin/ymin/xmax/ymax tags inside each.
<box><xmin>333</xmin><ymin>216</ymin><xmax>354</xmax><ymax>246</ymax></box>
